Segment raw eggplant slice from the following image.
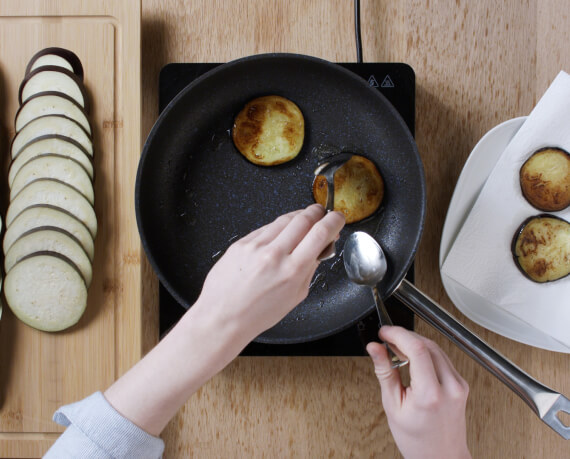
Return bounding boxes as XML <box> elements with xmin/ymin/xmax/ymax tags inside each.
<box><xmin>19</xmin><ymin>66</ymin><xmax>89</xmax><ymax>112</ymax></box>
<box><xmin>15</xmin><ymin>91</ymin><xmax>91</xmax><ymax>134</ymax></box>
<box><xmin>7</xmin><ymin>179</ymin><xmax>97</xmax><ymax>238</ymax></box>
<box><xmin>11</xmin><ymin>154</ymin><xmax>94</xmax><ymax>205</ymax></box>
<box><xmin>3</xmin><ymin>205</ymin><xmax>94</xmax><ymax>261</ymax></box>
<box><xmin>5</xmin><ymin>227</ymin><xmax>93</xmax><ymax>287</ymax></box>
<box><xmin>29</xmin><ymin>54</ymin><xmax>73</xmax><ymax>74</ymax></box>
<box><xmin>11</xmin><ymin>115</ymin><xmax>93</xmax><ymax>159</ymax></box>
<box><xmin>10</xmin><ymin>135</ymin><xmax>93</xmax><ymax>181</ymax></box>
<box><xmin>4</xmin><ymin>252</ymin><xmax>87</xmax><ymax>332</ymax></box>
<box><xmin>520</xmin><ymin>147</ymin><xmax>570</xmax><ymax>212</ymax></box>
<box><xmin>512</xmin><ymin>214</ymin><xmax>570</xmax><ymax>283</ymax></box>
<box><xmin>25</xmin><ymin>47</ymin><xmax>84</xmax><ymax>80</ymax></box>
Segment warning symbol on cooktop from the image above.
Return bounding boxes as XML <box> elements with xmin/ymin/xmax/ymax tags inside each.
<box><xmin>381</xmin><ymin>75</ymin><xmax>395</xmax><ymax>88</ymax></box>
<box><xmin>368</xmin><ymin>75</ymin><xmax>379</xmax><ymax>87</ymax></box>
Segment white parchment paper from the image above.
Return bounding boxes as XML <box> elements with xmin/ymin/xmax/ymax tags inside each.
<box><xmin>442</xmin><ymin>71</ymin><xmax>570</xmax><ymax>349</ymax></box>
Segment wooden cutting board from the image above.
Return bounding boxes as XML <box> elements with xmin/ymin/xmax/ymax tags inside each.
<box><xmin>0</xmin><ymin>1</ymin><xmax>141</xmax><ymax>456</ymax></box>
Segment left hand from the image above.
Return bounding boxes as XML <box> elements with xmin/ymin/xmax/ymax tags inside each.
<box><xmin>193</xmin><ymin>203</ymin><xmax>346</xmax><ymax>342</ymax></box>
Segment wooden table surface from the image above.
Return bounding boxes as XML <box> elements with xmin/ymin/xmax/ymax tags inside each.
<box><xmin>136</xmin><ymin>0</ymin><xmax>569</xmax><ymax>457</ymax></box>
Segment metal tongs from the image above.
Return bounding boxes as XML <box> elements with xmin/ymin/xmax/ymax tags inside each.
<box><xmin>313</xmin><ymin>153</ymin><xmax>353</xmax><ymax>260</ymax></box>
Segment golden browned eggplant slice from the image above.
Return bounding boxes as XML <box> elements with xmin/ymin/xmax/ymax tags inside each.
<box><xmin>232</xmin><ymin>95</ymin><xmax>304</xmax><ymax>166</ymax></box>
<box><xmin>312</xmin><ymin>155</ymin><xmax>384</xmax><ymax>224</ymax></box>
<box><xmin>512</xmin><ymin>214</ymin><xmax>570</xmax><ymax>283</ymax></box>
<box><xmin>520</xmin><ymin>147</ymin><xmax>570</xmax><ymax>212</ymax></box>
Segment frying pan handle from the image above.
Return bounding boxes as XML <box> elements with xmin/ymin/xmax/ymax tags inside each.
<box><xmin>393</xmin><ymin>279</ymin><xmax>570</xmax><ymax>439</ymax></box>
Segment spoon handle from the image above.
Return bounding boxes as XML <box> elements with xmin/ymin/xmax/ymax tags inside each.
<box><xmin>317</xmin><ymin>179</ymin><xmax>336</xmax><ymax>261</ymax></box>
<box><xmin>372</xmin><ymin>287</ymin><xmax>409</xmax><ymax>368</ymax></box>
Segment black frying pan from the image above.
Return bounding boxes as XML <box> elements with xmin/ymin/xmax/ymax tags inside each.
<box><xmin>135</xmin><ymin>53</ymin><xmax>425</xmax><ymax>344</ymax></box>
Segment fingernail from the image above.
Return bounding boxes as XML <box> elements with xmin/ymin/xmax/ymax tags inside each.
<box><xmin>366</xmin><ymin>343</ymin><xmax>378</xmax><ymax>359</ymax></box>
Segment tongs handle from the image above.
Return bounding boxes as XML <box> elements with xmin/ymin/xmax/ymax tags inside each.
<box><xmin>394</xmin><ymin>279</ymin><xmax>570</xmax><ymax>440</ymax></box>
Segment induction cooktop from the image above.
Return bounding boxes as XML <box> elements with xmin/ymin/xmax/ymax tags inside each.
<box><xmin>157</xmin><ymin>61</ymin><xmax>416</xmax><ymax>356</ymax></box>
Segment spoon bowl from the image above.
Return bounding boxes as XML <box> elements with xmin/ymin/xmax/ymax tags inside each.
<box><xmin>343</xmin><ymin>231</ymin><xmax>388</xmax><ymax>286</ymax></box>
<box><xmin>344</xmin><ymin>231</ymin><xmax>408</xmax><ymax>368</ymax></box>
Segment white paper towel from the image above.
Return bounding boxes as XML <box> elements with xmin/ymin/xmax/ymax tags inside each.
<box><xmin>442</xmin><ymin>71</ymin><xmax>570</xmax><ymax>350</ymax></box>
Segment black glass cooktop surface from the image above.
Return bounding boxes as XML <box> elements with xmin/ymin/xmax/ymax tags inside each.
<box><xmin>158</xmin><ymin>61</ymin><xmax>416</xmax><ymax>356</ymax></box>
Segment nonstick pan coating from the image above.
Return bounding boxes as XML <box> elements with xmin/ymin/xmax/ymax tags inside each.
<box><xmin>135</xmin><ymin>53</ymin><xmax>426</xmax><ymax>344</ymax></box>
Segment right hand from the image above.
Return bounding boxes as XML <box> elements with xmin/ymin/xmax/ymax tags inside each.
<box><xmin>367</xmin><ymin>326</ymin><xmax>471</xmax><ymax>459</ymax></box>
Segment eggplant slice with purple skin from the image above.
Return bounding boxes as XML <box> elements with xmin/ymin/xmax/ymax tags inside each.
<box><xmin>19</xmin><ymin>65</ymin><xmax>89</xmax><ymax>112</ymax></box>
<box><xmin>6</xmin><ymin>178</ymin><xmax>97</xmax><ymax>238</ymax></box>
<box><xmin>4</xmin><ymin>252</ymin><xmax>88</xmax><ymax>332</ymax></box>
<box><xmin>10</xmin><ymin>154</ymin><xmax>94</xmax><ymax>205</ymax></box>
<box><xmin>11</xmin><ymin>114</ymin><xmax>93</xmax><ymax>158</ymax></box>
<box><xmin>512</xmin><ymin>214</ymin><xmax>570</xmax><ymax>283</ymax></box>
<box><xmin>3</xmin><ymin>204</ymin><xmax>95</xmax><ymax>261</ymax></box>
<box><xmin>25</xmin><ymin>47</ymin><xmax>84</xmax><ymax>80</ymax></box>
<box><xmin>10</xmin><ymin>135</ymin><xmax>93</xmax><ymax>180</ymax></box>
<box><xmin>520</xmin><ymin>147</ymin><xmax>570</xmax><ymax>212</ymax></box>
<box><xmin>15</xmin><ymin>91</ymin><xmax>92</xmax><ymax>134</ymax></box>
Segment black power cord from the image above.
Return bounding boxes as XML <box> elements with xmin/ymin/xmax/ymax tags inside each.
<box><xmin>354</xmin><ymin>0</ymin><xmax>363</xmax><ymax>63</ymax></box>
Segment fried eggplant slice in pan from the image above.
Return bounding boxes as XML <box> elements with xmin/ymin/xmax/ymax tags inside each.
<box><xmin>313</xmin><ymin>155</ymin><xmax>384</xmax><ymax>224</ymax></box>
<box><xmin>232</xmin><ymin>95</ymin><xmax>304</xmax><ymax>166</ymax></box>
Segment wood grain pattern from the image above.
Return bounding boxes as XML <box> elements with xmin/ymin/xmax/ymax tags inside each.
<box><xmin>140</xmin><ymin>1</ymin><xmax>570</xmax><ymax>458</ymax></box>
<box><xmin>0</xmin><ymin>0</ymin><xmax>141</xmax><ymax>456</ymax></box>
<box><xmin>0</xmin><ymin>0</ymin><xmax>568</xmax><ymax>457</ymax></box>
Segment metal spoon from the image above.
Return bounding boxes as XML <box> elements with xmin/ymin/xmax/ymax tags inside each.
<box><xmin>343</xmin><ymin>231</ymin><xmax>408</xmax><ymax>368</ymax></box>
<box><xmin>313</xmin><ymin>153</ymin><xmax>353</xmax><ymax>261</ymax></box>
<box><xmin>344</xmin><ymin>231</ymin><xmax>570</xmax><ymax>439</ymax></box>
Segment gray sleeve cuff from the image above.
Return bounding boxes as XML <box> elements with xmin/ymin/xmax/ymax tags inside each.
<box><xmin>45</xmin><ymin>391</ymin><xmax>164</xmax><ymax>459</ymax></box>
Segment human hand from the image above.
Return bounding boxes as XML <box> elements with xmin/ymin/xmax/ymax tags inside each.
<box><xmin>367</xmin><ymin>326</ymin><xmax>471</xmax><ymax>459</ymax></box>
<box><xmin>193</xmin><ymin>204</ymin><xmax>345</xmax><ymax>344</ymax></box>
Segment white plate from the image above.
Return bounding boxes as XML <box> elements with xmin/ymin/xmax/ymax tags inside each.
<box><xmin>439</xmin><ymin>117</ymin><xmax>569</xmax><ymax>353</ymax></box>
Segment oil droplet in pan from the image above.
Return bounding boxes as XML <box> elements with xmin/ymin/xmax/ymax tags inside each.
<box><xmin>309</xmin><ymin>272</ymin><xmax>326</xmax><ymax>292</ymax></box>
<box><xmin>330</xmin><ymin>251</ymin><xmax>344</xmax><ymax>273</ymax></box>
<box><xmin>211</xmin><ymin>236</ymin><xmax>239</xmax><ymax>263</ymax></box>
